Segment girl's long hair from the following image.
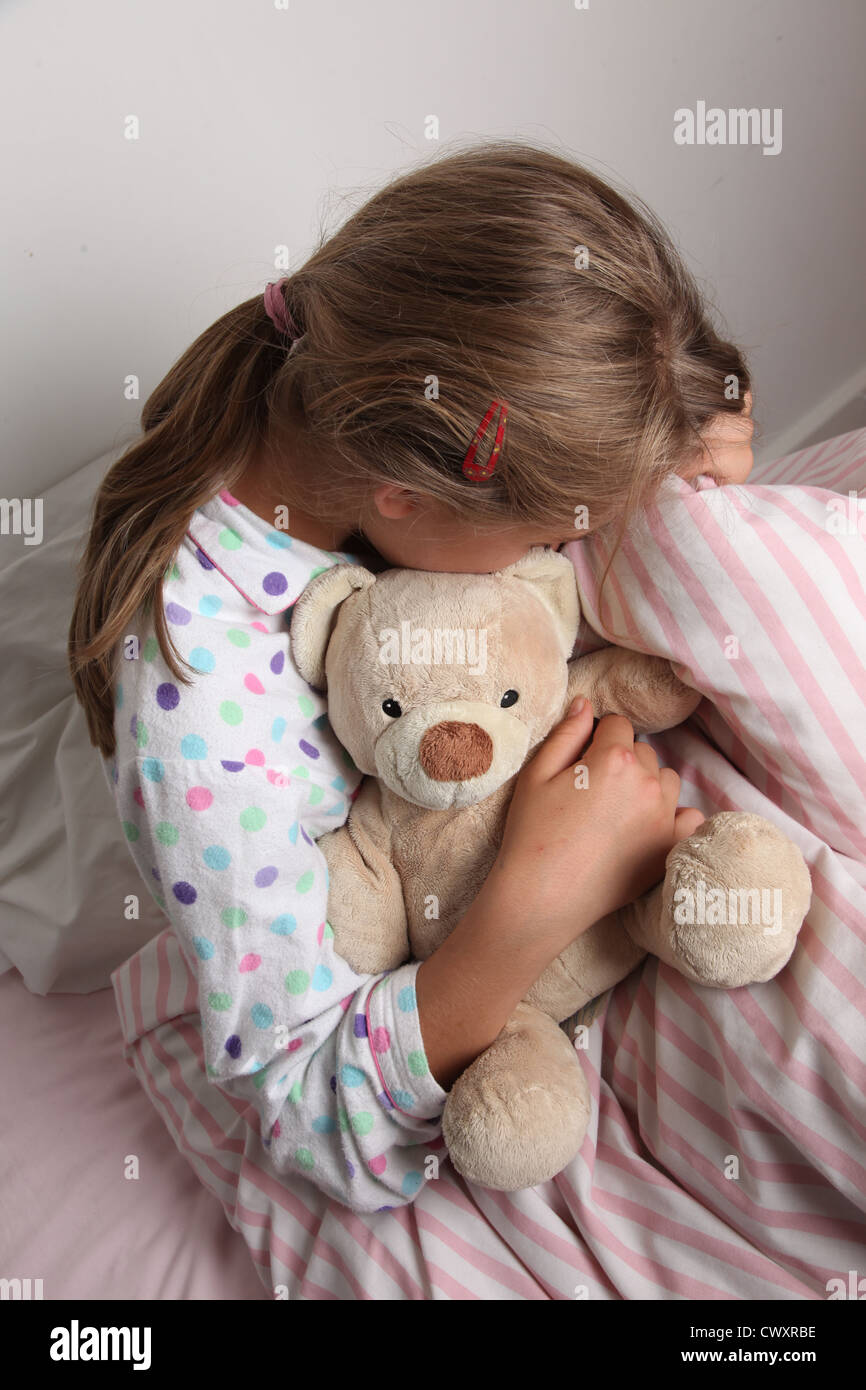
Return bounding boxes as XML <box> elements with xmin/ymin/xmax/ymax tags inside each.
<box><xmin>70</xmin><ymin>139</ymin><xmax>750</xmax><ymax>756</ymax></box>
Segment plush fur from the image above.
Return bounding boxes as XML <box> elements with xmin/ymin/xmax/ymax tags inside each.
<box><xmin>291</xmin><ymin>548</ymin><xmax>812</xmax><ymax>1191</ymax></box>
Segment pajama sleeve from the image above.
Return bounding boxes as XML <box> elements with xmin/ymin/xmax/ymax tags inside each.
<box><xmin>114</xmin><ymin>748</ymin><xmax>449</xmax><ymax>1212</ymax></box>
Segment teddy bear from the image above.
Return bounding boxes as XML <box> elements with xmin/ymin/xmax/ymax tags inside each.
<box><xmin>289</xmin><ymin>547</ymin><xmax>811</xmax><ymax>1192</ymax></box>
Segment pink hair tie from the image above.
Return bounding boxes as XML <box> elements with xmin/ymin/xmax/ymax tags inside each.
<box><xmin>263</xmin><ymin>277</ymin><xmax>300</xmax><ymax>338</ymax></box>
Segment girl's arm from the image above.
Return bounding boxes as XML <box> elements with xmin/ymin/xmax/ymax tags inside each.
<box><xmin>416</xmin><ymin>698</ymin><xmax>705</xmax><ymax>1089</ymax></box>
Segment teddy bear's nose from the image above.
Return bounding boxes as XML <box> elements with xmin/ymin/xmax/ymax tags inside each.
<box><xmin>418</xmin><ymin>721</ymin><xmax>494</xmax><ymax>781</ymax></box>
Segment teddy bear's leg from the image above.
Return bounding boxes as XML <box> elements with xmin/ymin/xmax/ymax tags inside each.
<box><xmin>523</xmin><ymin>910</ymin><xmax>647</xmax><ymax>1019</ymax></box>
<box><xmin>440</xmin><ymin>1001</ymin><xmax>591</xmax><ymax>1191</ymax></box>
<box><xmin>620</xmin><ymin>812</ymin><xmax>811</xmax><ymax>988</ymax></box>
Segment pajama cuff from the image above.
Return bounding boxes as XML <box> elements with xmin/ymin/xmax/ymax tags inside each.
<box><xmin>365</xmin><ymin>961</ymin><xmax>449</xmax><ymax>1119</ymax></box>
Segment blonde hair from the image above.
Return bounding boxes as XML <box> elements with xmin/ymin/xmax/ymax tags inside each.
<box><xmin>70</xmin><ymin>139</ymin><xmax>751</xmax><ymax>756</ymax></box>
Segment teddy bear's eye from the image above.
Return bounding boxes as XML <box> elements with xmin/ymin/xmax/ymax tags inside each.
<box><xmin>500</xmin><ymin>690</ymin><xmax>519</xmax><ymax>708</ymax></box>
<box><xmin>382</xmin><ymin>698</ymin><xmax>403</xmax><ymax>718</ymax></box>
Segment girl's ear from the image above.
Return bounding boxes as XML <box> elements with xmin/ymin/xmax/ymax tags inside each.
<box><xmin>498</xmin><ymin>546</ymin><xmax>580</xmax><ymax>658</ymax></box>
<box><xmin>290</xmin><ymin>565</ymin><xmax>376</xmax><ymax>690</ymax></box>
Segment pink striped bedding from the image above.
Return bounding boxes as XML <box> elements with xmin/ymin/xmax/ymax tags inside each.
<box><xmin>112</xmin><ymin>429</ymin><xmax>866</xmax><ymax>1299</ymax></box>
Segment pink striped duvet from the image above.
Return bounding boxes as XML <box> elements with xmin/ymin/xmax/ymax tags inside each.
<box><xmin>112</xmin><ymin>429</ymin><xmax>866</xmax><ymax>1300</ymax></box>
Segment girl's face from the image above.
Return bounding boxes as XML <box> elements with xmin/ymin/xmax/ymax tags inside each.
<box><xmin>361</xmin><ymin>395</ymin><xmax>754</xmax><ymax>573</ymax></box>
<box><xmin>359</xmin><ymin>496</ymin><xmax>578</xmax><ymax>573</ymax></box>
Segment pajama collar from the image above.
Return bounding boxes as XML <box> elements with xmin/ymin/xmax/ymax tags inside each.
<box><xmin>185</xmin><ymin>487</ymin><xmax>357</xmax><ymax>617</ymax></box>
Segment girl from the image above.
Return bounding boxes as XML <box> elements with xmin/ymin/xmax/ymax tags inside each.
<box><xmin>69</xmin><ymin>140</ymin><xmax>754</xmax><ymax>1212</ymax></box>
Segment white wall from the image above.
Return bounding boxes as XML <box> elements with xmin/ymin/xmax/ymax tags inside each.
<box><xmin>3</xmin><ymin>0</ymin><xmax>865</xmax><ymax>496</ymax></box>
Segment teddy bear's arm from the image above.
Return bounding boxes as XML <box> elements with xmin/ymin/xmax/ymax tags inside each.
<box><xmin>318</xmin><ymin>778</ymin><xmax>410</xmax><ymax>976</ymax></box>
<box><xmin>565</xmin><ymin>646</ymin><xmax>701</xmax><ymax>734</ymax></box>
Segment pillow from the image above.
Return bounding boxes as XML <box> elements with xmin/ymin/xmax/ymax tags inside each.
<box><xmin>0</xmin><ymin>449</ymin><xmax>168</xmax><ymax>993</ymax></box>
<box><xmin>563</xmin><ymin>428</ymin><xmax>866</xmax><ymax>863</ymax></box>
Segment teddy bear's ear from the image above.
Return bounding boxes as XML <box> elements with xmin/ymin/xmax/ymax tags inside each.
<box><xmin>290</xmin><ymin>564</ymin><xmax>376</xmax><ymax>690</ymax></box>
<box><xmin>498</xmin><ymin>547</ymin><xmax>580</xmax><ymax>658</ymax></box>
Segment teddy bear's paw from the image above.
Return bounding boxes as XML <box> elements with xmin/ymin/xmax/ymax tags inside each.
<box><xmin>440</xmin><ymin>1008</ymin><xmax>592</xmax><ymax>1191</ymax></box>
<box><xmin>660</xmin><ymin>812</ymin><xmax>812</xmax><ymax>988</ymax></box>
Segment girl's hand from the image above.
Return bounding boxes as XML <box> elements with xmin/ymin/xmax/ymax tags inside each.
<box><xmin>681</xmin><ymin>390</ymin><xmax>755</xmax><ymax>486</ymax></box>
<box><xmin>487</xmin><ymin>698</ymin><xmax>705</xmax><ymax>943</ymax></box>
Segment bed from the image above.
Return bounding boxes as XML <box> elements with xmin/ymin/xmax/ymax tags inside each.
<box><xmin>2</xmin><ymin>429</ymin><xmax>864</xmax><ymax>1300</ymax></box>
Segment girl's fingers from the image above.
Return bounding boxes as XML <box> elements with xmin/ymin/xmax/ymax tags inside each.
<box><xmin>588</xmin><ymin>713</ymin><xmax>636</xmax><ymax>751</ymax></box>
<box><xmin>525</xmin><ymin>697</ymin><xmax>594</xmax><ymax>781</ymax></box>
<box><xmin>658</xmin><ymin>765</ymin><xmax>681</xmax><ymax>803</ymax></box>
<box><xmin>672</xmin><ymin>806</ymin><xmax>706</xmax><ymax>842</ymax></box>
<box><xmin>632</xmin><ymin>740</ymin><xmax>661</xmax><ymax>777</ymax></box>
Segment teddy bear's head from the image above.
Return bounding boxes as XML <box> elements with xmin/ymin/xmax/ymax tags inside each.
<box><xmin>290</xmin><ymin>547</ymin><xmax>579</xmax><ymax>810</ymax></box>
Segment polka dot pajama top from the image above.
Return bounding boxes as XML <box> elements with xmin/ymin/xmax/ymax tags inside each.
<box><xmin>107</xmin><ymin>488</ymin><xmax>449</xmax><ymax>1212</ymax></box>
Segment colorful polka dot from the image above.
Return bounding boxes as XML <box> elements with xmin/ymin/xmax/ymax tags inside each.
<box><xmin>266</xmin><ymin>530</ymin><xmax>292</xmax><ymax>549</ymax></box>
<box><xmin>219</xmin><ymin>700</ymin><xmax>243</xmax><ymax>726</ymax></box>
<box><xmin>192</xmin><ymin>936</ymin><xmax>214</xmax><ymax>960</ymax></box>
<box><xmin>263</xmin><ymin>571</ymin><xmax>288</xmax><ymax>596</ymax></box>
<box><xmin>295</xmin><ymin>1148</ymin><xmax>314</xmax><ymax>1170</ymax></box>
<box><xmin>299</xmin><ymin>739</ymin><xmax>319</xmax><ymax>760</ymax></box>
<box><xmin>285</xmin><ymin>969</ymin><xmax>310</xmax><ymax>995</ymax></box>
<box><xmin>312</xmin><ymin>1115</ymin><xmax>336</xmax><ymax>1134</ymax></box>
<box><xmin>208</xmin><ymin>992</ymin><xmax>232</xmax><ymax>1011</ymax></box>
<box><xmin>240</xmin><ymin>806</ymin><xmax>266</xmax><ymax>831</ymax></box>
<box><xmin>368</xmin><ymin>1155</ymin><xmax>387</xmax><ymax>1176</ymax></box>
<box><xmin>402</xmin><ymin>1172</ymin><xmax>423</xmax><ymax>1197</ymax></box>
<box><xmin>392</xmin><ymin>1089</ymin><xmax>415</xmax><ymax>1110</ymax></box>
<box><xmin>186</xmin><ymin>786</ymin><xmax>213</xmax><ymax>811</ymax></box>
<box><xmin>340</xmin><ymin>1065</ymin><xmax>365</xmax><ymax>1088</ymax></box>
<box><xmin>312</xmin><ymin>965</ymin><xmax>333</xmax><ymax>992</ymax></box>
<box><xmin>225</xmin><ymin>1034</ymin><xmax>242</xmax><ymax>1059</ymax></box>
<box><xmin>173</xmin><ymin>881</ymin><xmax>197</xmax><ymax>905</ymax></box>
<box><xmin>218</xmin><ymin>527</ymin><xmax>243</xmax><ymax>551</ymax></box>
<box><xmin>371</xmin><ymin>1027</ymin><xmax>391</xmax><ymax>1053</ymax></box>
<box><xmin>271</xmin><ymin>716</ymin><xmax>287</xmax><ymax>742</ymax></box>
<box><xmin>397</xmin><ymin>986</ymin><xmax>417</xmax><ymax>1012</ymax></box>
<box><xmin>254</xmin><ymin>866</ymin><xmax>278</xmax><ymax>887</ymax></box>
<box><xmin>155</xmin><ymin>821</ymin><xmax>179</xmax><ymax>846</ymax></box>
<box><xmin>251</xmin><ymin>1003</ymin><xmax>273</xmax><ymax>1029</ymax></box>
<box><xmin>297</xmin><ymin>694</ymin><xmax>315</xmax><ymax>718</ymax></box>
<box><xmin>122</xmin><ymin>820</ymin><xmax>139</xmax><ymax>842</ymax></box>
<box><xmin>181</xmin><ymin>733</ymin><xmax>208</xmax><ymax>759</ymax></box>
<box><xmin>244</xmin><ymin>748</ymin><xmax>265</xmax><ymax>766</ymax></box>
<box><xmin>142</xmin><ymin>636</ymin><xmax>158</xmax><ymax>662</ymax></box>
<box><xmin>199</xmin><ymin>595</ymin><xmax>222</xmax><ymax>617</ymax></box>
<box><xmin>156</xmin><ymin>682</ymin><xmax>180</xmax><ymax>710</ymax></box>
<box><xmin>295</xmin><ymin>870</ymin><xmax>314</xmax><ymax>894</ymax></box>
<box><xmin>269</xmin><ymin>651</ymin><xmax>285</xmax><ymax>675</ymax></box>
<box><xmin>220</xmin><ymin>907</ymin><xmax>247</xmax><ymax>928</ymax></box>
<box><xmin>140</xmin><ymin>757</ymin><xmax>164</xmax><ymax>782</ymax></box>
<box><xmin>244</xmin><ymin>673</ymin><xmax>265</xmax><ymax>694</ymax></box>
<box><xmin>350</xmin><ymin>1112</ymin><xmax>374</xmax><ymax>1136</ymax></box>
<box><xmin>227</xmin><ymin>628</ymin><xmax>251</xmax><ymax>648</ymax></box>
<box><xmin>165</xmin><ymin>602</ymin><xmax>191</xmax><ymax>625</ymax></box>
<box><xmin>188</xmin><ymin>647</ymin><xmax>215</xmax><ymax>673</ymax></box>
<box><xmin>203</xmin><ymin>844</ymin><xmax>230</xmax><ymax>869</ymax></box>
<box><xmin>239</xmin><ymin>953</ymin><xmax>261</xmax><ymax>973</ymax></box>
<box><xmin>270</xmin><ymin>913</ymin><xmax>297</xmax><ymax>935</ymax></box>
<box><xmin>353</xmin><ymin>1014</ymin><xmax>368</xmax><ymax>1039</ymax></box>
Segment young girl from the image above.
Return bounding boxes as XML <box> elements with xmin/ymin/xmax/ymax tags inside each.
<box><xmin>69</xmin><ymin>141</ymin><xmax>755</xmax><ymax>1212</ymax></box>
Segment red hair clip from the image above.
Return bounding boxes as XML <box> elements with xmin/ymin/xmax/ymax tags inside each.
<box><xmin>462</xmin><ymin>400</ymin><xmax>508</xmax><ymax>480</ymax></box>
